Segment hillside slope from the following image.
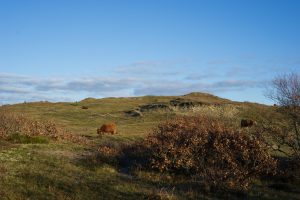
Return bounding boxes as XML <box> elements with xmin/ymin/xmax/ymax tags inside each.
<box><xmin>0</xmin><ymin>92</ymin><xmax>298</xmax><ymax>199</ymax></box>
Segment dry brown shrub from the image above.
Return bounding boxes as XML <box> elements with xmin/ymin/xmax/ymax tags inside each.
<box><xmin>0</xmin><ymin>110</ymin><xmax>87</xmax><ymax>144</ymax></box>
<box><xmin>83</xmin><ymin>142</ymin><xmax>124</xmax><ymax>166</ymax></box>
<box><xmin>123</xmin><ymin>115</ymin><xmax>277</xmax><ymax>191</ymax></box>
<box><xmin>97</xmin><ymin>146</ymin><xmax>119</xmax><ymax>157</ymax></box>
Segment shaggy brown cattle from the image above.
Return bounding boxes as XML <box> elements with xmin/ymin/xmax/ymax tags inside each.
<box><xmin>241</xmin><ymin>119</ymin><xmax>254</xmax><ymax>128</ymax></box>
<box><xmin>97</xmin><ymin>122</ymin><xmax>117</xmax><ymax>135</ymax></box>
<box><xmin>81</xmin><ymin>106</ymin><xmax>89</xmax><ymax>109</ymax></box>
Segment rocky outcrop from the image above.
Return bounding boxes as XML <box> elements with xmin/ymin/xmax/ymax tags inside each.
<box><xmin>124</xmin><ymin>109</ymin><xmax>143</xmax><ymax>117</ymax></box>
<box><xmin>139</xmin><ymin>103</ymin><xmax>171</xmax><ymax>112</ymax></box>
<box><xmin>170</xmin><ymin>98</ymin><xmax>206</xmax><ymax>109</ymax></box>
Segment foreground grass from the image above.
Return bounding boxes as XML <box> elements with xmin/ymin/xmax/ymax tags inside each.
<box><xmin>0</xmin><ymin>142</ymin><xmax>170</xmax><ymax>200</ymax></box>
<box><xmin>1</xmin><ymin>141</ymin><xmax>299</xmax><ymax>200</ymax></box>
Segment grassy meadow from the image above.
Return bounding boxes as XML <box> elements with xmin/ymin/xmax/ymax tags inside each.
<box><xmin>0</xmin><ymin>92</ymin><xmax>299</xmax><ymax>200</ymax></box>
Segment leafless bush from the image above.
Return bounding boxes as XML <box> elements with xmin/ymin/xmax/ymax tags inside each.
<box><xmin>266</xmin><ymin>73</ymin><xmax>300</xmax><ymax>156</ymax></box>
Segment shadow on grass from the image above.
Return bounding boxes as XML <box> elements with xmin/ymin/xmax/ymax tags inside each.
<box><xmin>74</xmin><ymin>148</ymin><xmax>251</xmax><ymax>200</ymax></box>
<box><xmin>17</xmin><ymin>169</ymin><xmax>154</xmax><ymax>200</ymax></box>
<box><xmin>74</xmin><ymin>146</ymin><xmax>300</xmax><ymax>200</ymax></box>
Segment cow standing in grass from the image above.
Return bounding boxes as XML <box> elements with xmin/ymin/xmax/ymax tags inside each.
<box><xmin>97</xmin><ymin>122</ymin><xmax>117</xmax><ymax>135</ymax></box>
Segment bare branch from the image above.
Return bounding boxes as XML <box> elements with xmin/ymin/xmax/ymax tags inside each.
<box><xmin>266</xmin><ymin>72</ymin><xmax>300</xmax><ymax>156</ymax></box>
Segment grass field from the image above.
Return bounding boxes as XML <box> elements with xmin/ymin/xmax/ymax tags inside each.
<box><xmin>0</xmin><ymin>92</ymin><xmax>299</xmax><ymax>200</ymax></box>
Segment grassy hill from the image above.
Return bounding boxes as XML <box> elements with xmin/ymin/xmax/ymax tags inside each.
<box><xmin>0</xmin><ymin>92</ymin><xmax>299</xmax><ymax>200</ymax></box>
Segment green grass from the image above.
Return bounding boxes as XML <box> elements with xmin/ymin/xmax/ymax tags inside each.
<box><xmin>6</xmin><ymin>133</ymin><xmax>50</xmax><ymax>144</ymax></box>
<box><xmin>0</xmin><ymin>92</ymin><xmax>299</xmax><ymax>199</ymax></box>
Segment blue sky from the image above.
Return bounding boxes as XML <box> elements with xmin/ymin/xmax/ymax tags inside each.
<box><xmin>0</xmin><ymin>0</ymin><xmax>300</xmax><ymax>104</ymax></box>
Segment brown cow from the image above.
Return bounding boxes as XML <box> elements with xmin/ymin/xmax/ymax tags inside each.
<box><xmin>241</xmin><ymin>119</ymin><xmax>254</xmax><ymax>128</ymax></box>
<box><xmin>97</xmin><ymin>122</ymin><xmax>117</xmax><ymax>135</ymax></box>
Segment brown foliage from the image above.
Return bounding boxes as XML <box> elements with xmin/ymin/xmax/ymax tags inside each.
<box><xmin>98</xmin><ymin>145</ymin><xmax>119</xmax><ymax>157</ymax></box>
<box><xmin>0</xmin><ymin>110</ymin><xmax>87</xmax><ymax>144</ymax></box>
<box><xmin>97</xmin><ymin>123</ymin><xmax>117</xmax><ymax>135</ymax></box>
<box><xmin>123</xmin><ymin>116</ymin><xmax>276</xmax><ymax>190</ymax></box>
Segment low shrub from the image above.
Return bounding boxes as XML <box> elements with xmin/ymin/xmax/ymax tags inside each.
<box><xmin>122</xmin><ymin>115</ymin><xmax>277</xmax><ymax>191</ymax></box>
<box><xmin>82</xmin><ymin>142</ymin><xmax>123</xmax><ymax>167</ymax></box>
<box><xmin>0</xmin><ymin>109</ymin><xmax>87</xmax><ymax>144</ymax></box>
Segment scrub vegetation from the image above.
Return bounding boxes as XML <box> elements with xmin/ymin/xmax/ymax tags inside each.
<box><xmin>0</xmin><ymin>91</ymin><xmax>299</xmax><ymax>199</ymax></box>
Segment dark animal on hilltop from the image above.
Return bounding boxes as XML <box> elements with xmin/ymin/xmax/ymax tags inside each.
<box><xmin>97</xmin><ymin>123</ymin><xmax>117</xmax><ymax>135</ymax></box>
<box><xmin>241</xmin><ymin>119</ymin><xmax>255</xmax><ymax>128</ymax></box>
<box><xmin>81</xmin><ymin>106</ymin><xmax>89</xmax><ymax>109</ymax></box>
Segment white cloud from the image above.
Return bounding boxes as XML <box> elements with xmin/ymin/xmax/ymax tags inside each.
<box><xmin>0</xmin><ymin>63</ymin><xmax>269</xmax><ymax>104</ymax></box>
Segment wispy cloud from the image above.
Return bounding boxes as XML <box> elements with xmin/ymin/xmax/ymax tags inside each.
<box><xmin>0</xmin><ymin>86</ymin><xmax>31</xmax><ymax>94</ymax></box>
<box><xmin>0</xmin><ymin>59</ymin><xmax>271</xmax><ymax>104</ymax></box>
<box><xmin>134</xmin><ymin>79</ymin><xmax>265</xmax><ymax>96</ymax></box>
<box><xmin>208</xmin><ymin>80</ymin><xmax>265</xmax><ymax>90</ymax></box>
<box><xmin>185</xmin><ymin>72</ymin><xmax>220</xmax><ymax>81</ymax></box>
<box><xmin>64</xmin><ymin>78</ymin><xmax>135</xmax><ymax>92</ymax></box>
